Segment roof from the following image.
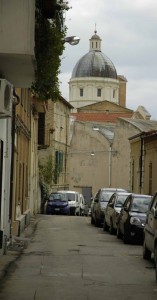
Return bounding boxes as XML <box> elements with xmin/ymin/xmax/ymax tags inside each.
<box><xmin>77</xmin><ymin>100</ymin><xmax>133</xmax><ymax>113</ymax></box>
<box><xmin>71</xmin><ymin>112</ymin><xmax>133</xmax><ymax>123</ymax></box>
<box><xmin>119</xmin><ymin>118</ymin><xmax>157</xmax><ymax>132</ymax></box>
<box><xmin>59</xmin><ymin>95</ymin><xmax>74</xmax><ymax>109</ymax></box>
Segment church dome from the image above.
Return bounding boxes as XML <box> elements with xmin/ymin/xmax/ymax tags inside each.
<box><xmin>71</xmin><ymin>30</ymin><xmax>117</xmax><ymax>79</ymax></box>
<box><xmin>71</xmin><ymin>51</ymin><xmax>117</xmax><ymax>79</ymax></box>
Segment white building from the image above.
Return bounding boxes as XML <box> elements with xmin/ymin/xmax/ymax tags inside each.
<box><xmin>69</xmin><ymin>31</ymin><xmax>127</xmax><ymax>110</ymax></box>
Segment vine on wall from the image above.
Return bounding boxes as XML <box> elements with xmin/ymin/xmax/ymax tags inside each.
<box><xmin>32</xmin><ymin>0</ymin><xmax>68</xmax><ymax>100</ymax></box>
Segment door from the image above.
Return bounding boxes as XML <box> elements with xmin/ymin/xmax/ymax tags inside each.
<box><xmin>82</xmin><ymin>187</ymin><xmax>92</xmax><ymax>206</ymax></box>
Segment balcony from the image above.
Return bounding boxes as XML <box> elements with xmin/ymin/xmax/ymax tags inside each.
<box><xmin>0</xmin><ymin>0</ymin><xmax>35</xmax><ymax>87</ymax></box>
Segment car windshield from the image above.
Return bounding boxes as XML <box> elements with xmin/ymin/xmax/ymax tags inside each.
<box><xmin>115</xmin><ymin>195</ymin><xmax>129</xmax><ymax>207</ymax></box>
<box><xmin>48</xmin><ymin>193</ymin><xmax>67</xmax><ymax>202</ymax></box>
<box><xmin>130</xmin><ymin>196</ymin><xmax>151</xmax><ymax>213</ymax></box>
<box><xmin>67</xmin><ymin>193</ymin><xmax>76</xmax><ymax>201</ymax></box>
<box><xmin>101</xmin><ymin>192</ymin><xmax>114</xmax><ymax>202</ymax></box>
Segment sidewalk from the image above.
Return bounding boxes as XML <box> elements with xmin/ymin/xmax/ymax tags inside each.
<box><xmin>0</xmin><ymin>216</ymin><xmax>38</xmax><ymax>280</ymax></box>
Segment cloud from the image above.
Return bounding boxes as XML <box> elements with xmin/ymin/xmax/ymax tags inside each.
<box><xmin>59</xmin><ymin>0</ymin><xmax>157</xmax><ymax>119</ymax></box>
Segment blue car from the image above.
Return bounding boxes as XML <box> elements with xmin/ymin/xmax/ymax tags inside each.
<box><xmin>46</xmin><ymin>192</ymin><xmax>70</xmax><ymax>215</ymax></box>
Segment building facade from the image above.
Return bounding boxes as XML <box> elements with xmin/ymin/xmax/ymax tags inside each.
<box><xmin>69</xmin><ymin>31</ymin><xmax>127</xmax><ymax>110</ymax></box>
<box><xmin>38</xmin><ymin>96</ymin><xmax>73</xmax><ymax>193</ymax></box>
<box><xmin>68</xmin><ymin>118</ymin><xmax>157</xmax><ymax>200</ymax></box>
<box><xmin>129</xmin><ymin>130</ymin><xmax>157</xmax><ymax>195</ymax></box>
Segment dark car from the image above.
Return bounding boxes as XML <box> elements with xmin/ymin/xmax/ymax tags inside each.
<box><xmin>155</xmin><ymin>242</ymin><xmax>157</xmax><ymax>282</ymax></box>
<box><xmin>91</xmin><ymin>188</ymin><xmax>127</xmax><ymax>227</ymax></box>
<box><xmin>46</xmin><ymin>192</ymin><xmax>70</xmax><ymax>215</ymax></box>
<box><xmin>117</xmin><ymin>193</ymin><xmax>152</xmax><ymax>244</ymax></box>
<box><xmin>143</xmin><ymin>191</ymin><xmax>157</xmax><ymax>263</ymax></box>
<box><xmin>103</xmin><ymin>192</ymin><xmax>131</xmax><ymax>234</ymax></box>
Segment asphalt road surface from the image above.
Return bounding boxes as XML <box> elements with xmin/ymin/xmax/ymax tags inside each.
<box><xmin>0</xmin><ymin>214</ymin><xmax>157</xmax><ymax>300</ymax></box>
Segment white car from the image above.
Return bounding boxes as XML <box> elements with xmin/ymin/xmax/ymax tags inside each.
<box><xmin>76</xmin><ymin>194</ymin><xmax>89</xmax><ymax>216</ymax></box>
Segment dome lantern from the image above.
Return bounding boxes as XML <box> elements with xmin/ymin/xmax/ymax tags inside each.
<box><xmin>89</xmin><ymin>30</ymin><xmax>101</xmax><ymax>52</ymax></box>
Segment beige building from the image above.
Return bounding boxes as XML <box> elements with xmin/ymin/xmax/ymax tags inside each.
<box><xmin>38</xmin><ymin>96</ymin><xmax>73</xmax><ymax>192</ymax></box>
<box><xmin>11</xmin><ymin>88</ymin><xmax>42</xmax><ymax>236</ymax></box>
<box><xmin>68</xmin><ymin>117</ymin><xmax>157</xmax><ymax>202</ymax></box>
<box><xmin>129</xmin><ymin>130</ymin><xmax>157</xmax><ymax>195</ymax></box>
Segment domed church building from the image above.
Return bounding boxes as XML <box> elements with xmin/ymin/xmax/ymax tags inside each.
<box><xmin>69</xmin><ymin>30</ymin><xmax>127</xmax><ymax>110</ymax></box>
<box><xmin>67</xmin><ymin>31</ymin><xmax>153</xmax><ymax>201</ymax></box>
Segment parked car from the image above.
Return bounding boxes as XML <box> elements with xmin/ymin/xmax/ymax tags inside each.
<box><xmin>117</xmin><ymin>193</ymin><xmax>152</xmax><ymax>244</ymax></box>
<box><xmin>58</xmin><ymin>190</ymin><xmax>80</xmax><ymax>215</ymax></box>
<box><xmin>143</xmin><ymin>191</ymin><xmax>157</xmax><ymax>263</ymax></box>
<box><xmin>91</xmin><ymin>188</ymin><xmax>128</xmax><ymax>227</ymax></box>
<box><xmin>75</xmin><ymin>193</ymin><xmax>89</xmax><ymax>216</ymax></box>
<box><xmin>155</xmin><ymin>242</ymin><xmax>157</xmax><ymax>282</ymax></box>
<box><xmin>103</xmin><ymin>192</ymin><xmax>131</xmax><ymax>233</ymax></box>
<box><xmin>46</xmin><ymin>192</ymin><xmax>70</xmax><ymax>215</ymax></box>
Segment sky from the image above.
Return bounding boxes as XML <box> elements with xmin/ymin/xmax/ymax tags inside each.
<box><xmin>59</xmin><ymin>0</ymin><xmax>157</xmax><ymax>120</ymax></box>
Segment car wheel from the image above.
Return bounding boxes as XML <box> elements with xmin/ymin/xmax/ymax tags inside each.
<box><xmin>123</xmin><ymin>226</ymin><xmax>129</xmax><ymax>244</ymax></box>
<box><xmin>95</xmin><ymin>214</ymin><xmax>100</xmax><ymax>227</ymax></box>
<box><xmin>154</xmin><ymin>243</ymin><xmax>157</xmax><ymax>282</ymax></box>
<box><xmin>143</xmin><ymin>240</ymin><xmax>151</xmax><ymax>260</ymax></box>
<box><xmin>109</xmin><ymin>219</ymin><xmax>114</xmax><ymax>235</ymax></box>
<box><xmin>103</xmin><ymin>217</ymin><xmax>109</xmax><ymax>231</ymax></box>
<box><xmin>91</xmin><ymin>215</ymin><xmax>95</xmax><ymax>224</ymax></box>
<box><xmin>117</xmin><ymin>224</ymin><xmax>122</xmax><ymax>239</ymax></box>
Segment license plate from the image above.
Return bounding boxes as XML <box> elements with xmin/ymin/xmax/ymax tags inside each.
<box><xmin>55</xmin><ymin>208</ymin><xmax>60</xmax><ymax>211</ymax></box>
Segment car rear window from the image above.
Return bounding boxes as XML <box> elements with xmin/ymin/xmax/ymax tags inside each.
<box><xmin>101</xmin><ymin>192</ymin><xmax>114</xmax><ymax>202</ymax></box>
<box><xmin>131</xmin><ymin>196</ymin><xmax>152</xmax><ymax>213</ymax></box>
<box><xmin>115</xmin><ymin>194</ymin><xmax>129</xmax><ymax>207</ymax></box>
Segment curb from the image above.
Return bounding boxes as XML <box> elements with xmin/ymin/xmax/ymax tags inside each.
<box><xmin>0</xmin><ymin>216</ymin><xmax>38</xmax><ymax>281</ymax></box>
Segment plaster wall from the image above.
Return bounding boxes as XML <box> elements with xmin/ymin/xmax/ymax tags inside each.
<box><xmin>68</xmin><ymin>121</ymin><xmax>111</xmax><ymax>196</ymax></box>
<box><xmin>111</xmin><ymin>119</ymin><xmax>140</xmax><ymax>191</ymax></box>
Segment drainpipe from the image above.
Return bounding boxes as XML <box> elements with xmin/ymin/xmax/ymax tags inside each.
<box><xmin>108</xmin><ymin>144</ymin><xmax>112</xmax><ymax>187</ymax></box>
<box><xmin>139</xmin><ymin>136</ymin><xmax>144</xmax><ymax>194</ymax></box>
<box><xmin>9</xmin><ymin>88</ymin><xmax>20</xmax><ymax>237</ymax></box>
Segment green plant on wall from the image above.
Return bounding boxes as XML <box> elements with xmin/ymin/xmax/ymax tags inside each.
<box><xmin>39</xmin><ymin>155</ymin><xmax>55</xmax><ymax>186</ymax></box>
<box><xmin>32</xmin><ymin>0</ymin><xmax>68</xmax><ymax>100</ymax></box>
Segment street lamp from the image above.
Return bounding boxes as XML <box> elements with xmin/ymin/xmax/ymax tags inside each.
<box><xmin>64</xmin><ymin>36</ymin><xmax>80</xmax><ymax>46</ymax></box>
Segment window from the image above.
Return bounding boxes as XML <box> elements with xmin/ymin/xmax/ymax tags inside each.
<box><xmin>80</xmin><ymin>88</ymin><xmax>83</xmax><ymax>97</ymax></box>
<box><xmin>113</xmin><ymin>89</ymin><xmax>116</xmax><ymax>98</ymax></box>
<box><xmin>97</xmin><ymin>88</ymin><xmax>101</xmax><ymax>97</ymax></box>
<box><xmin>38</xmin><ymin>113</ymin><xmax>45</xmax><ymax>145</ymax></box>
